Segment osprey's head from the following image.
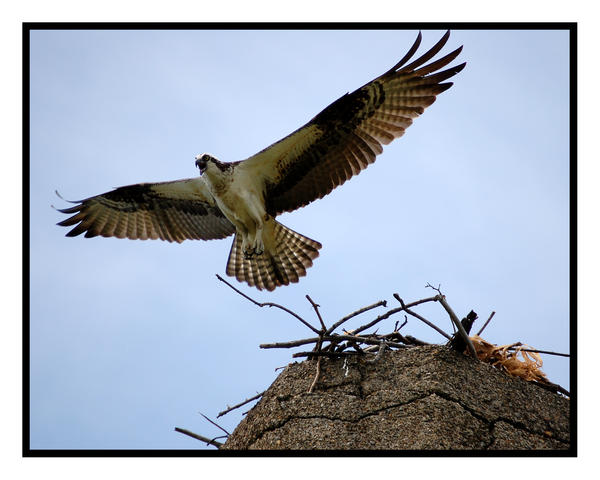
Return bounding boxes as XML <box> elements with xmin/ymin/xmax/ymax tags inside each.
<box><xmin>195</xmin><ymin>153</ymin><xmax>218</xmax><ymax>175</ymax></box>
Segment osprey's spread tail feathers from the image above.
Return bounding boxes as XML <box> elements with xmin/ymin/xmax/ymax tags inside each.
<box><xmin>226</xmin><ymin>220</ymin><xmax>321</xmax><ymax>291</ymax></box>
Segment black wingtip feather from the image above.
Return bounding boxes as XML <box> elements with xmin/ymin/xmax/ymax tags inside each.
<box><xmin>386</xmin><ymin>31</ymin><xmax>423</xmax><ymax>73</ymax></box>
<box><xmin>55</xmin><ymin>204</ymin><xmax>83</xmax><ymax>215</ymax></box>
<box><xmin>399</xmin><ymin>30</ymin><xmax>452</xmax><ymax>73</ymax></box>
<box><xmin>65</xmin><ymin>226</ymin><xmax>85</xmax><ymax>237</ymax></box>
<box><xmin>54</xmin><ymin>190</ymin><xmax>82</xmax><ymax>204</ymax></box>
<box><xmin>436</xmin><ymin>82</ymin><xmax>454</xmax><ymax>93</ymax></box>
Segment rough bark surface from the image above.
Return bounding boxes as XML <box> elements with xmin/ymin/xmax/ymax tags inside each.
<box><xmin>222</xmin><ymin>346</ymin><xmax>569</xmax><ymax>450</ymax></box>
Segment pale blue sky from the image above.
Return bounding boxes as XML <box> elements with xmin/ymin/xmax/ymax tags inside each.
<box><xmin>29</xmin><ymin>28</ymin><xmax>570</xmax><ymax>450</ymax></box>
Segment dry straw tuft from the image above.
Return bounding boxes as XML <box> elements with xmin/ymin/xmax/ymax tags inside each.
<box><xmin>470</xmin><ymin>334</ymin><xmax>548</xmax><ymax>382</ymax></box>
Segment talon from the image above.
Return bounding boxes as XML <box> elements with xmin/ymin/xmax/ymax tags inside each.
<box><xmin>242</xmin><ymin>238</ymin><xmax>264</xmax><ymax>259</ymax></box>
<box><xmin>255</xmin><ymin>239</ymin><xmax>264</xmax><ymax>256</ymax></box>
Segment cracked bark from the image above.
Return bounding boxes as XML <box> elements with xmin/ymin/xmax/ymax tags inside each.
<box><xmin>221</xmin><ymin>346</ymin><xmax>570</xmax><ymax>451</ymax></box>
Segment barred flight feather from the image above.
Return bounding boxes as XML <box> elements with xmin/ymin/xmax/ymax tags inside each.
<box><xmin>225</xmin><ymin>220</ymin><xmax>321</xmax><ymax>291</ymax></box>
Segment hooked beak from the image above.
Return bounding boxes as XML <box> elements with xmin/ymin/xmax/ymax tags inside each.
<box><xmin>195</xmin><ymin>156</ymin><xmax>207</xmax><ymax>174</ymax></box>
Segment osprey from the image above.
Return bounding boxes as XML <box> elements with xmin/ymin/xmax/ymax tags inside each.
<box><xmin>57</xmin><ymin>31</ymin><xmax>465</xmax><ymax>291</ymax></box>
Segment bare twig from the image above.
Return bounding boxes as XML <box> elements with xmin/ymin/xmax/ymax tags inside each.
<box><xmin>337</xmin><ymin>336</ymin><xmax>364</xmax><ymax>354</ymax></box>
<box><xmin>217</xmin><ymin>391</ymin><xmax>265</xmax><ymax>418</ymax></box>
<box><xmin>325</xmin><ymin>334</ymin><xmax>402</xmax><ymax>349</ymax></box>
<box><xmin>508</xmin><ymin>347</ymin><xmax>570</xmax><ymax>358</ymax></box>
<box><xmin>264</xmin><ymin>333</ymin><xmax>412</xmax><ymax>353</ymax></box>
<box><xmin>259</xmin><ymin>337</ymin><xmax>319</xmax><ymax>348</ymax></box>
<box><xmin>393</xmin><ymin>294</ymin><xmax>441</xmax><ymax>309</ymax></box>
<box><xmin>260</xmin><ymin>337</ymin><xmax>321</xmax><ymax>349</ymax></box>
<box><xmin>199</xmin><ymin>412</ymin><xmax>230</xmax><ymax>436</ymax></box>
<box><xmin>216</xmin><ymin>274</ymin><xmax>320</xmax><ymax>334</ymax></box>
<box><xmin>325</xmin><ymin>300</ymin><xmax>387</xmax><ymax>335</ymax></box>
<box><xmin>393</xmin><ymin>294</ymin><xmax>452</xmax><ymax>340</ymax></box>
<box><xmin>425</xmin><ymin>282</ymin><xmax>443</xmax><ymax>295</ymax></box>
<box><xmin>306</xmin><ymin>295</ymin><xmax>326</xmax><ymax>331</ymax></box>
<box><xmin>436</xmin><ymin>295</ymin><xmax>478</xmax><ymax>359</ymax></box>
<box><xmin>363</xmin><ymin>344</ymin><xmax>380</xmax><ymax>353</ymax></box>
<box><xmin>404</xmin><ymin>306</ymin><xmax>453</xmax><ymax>340</ymax></box>
<box><xmin>351</xmin><ymin>296</ymin><xmax>437</xmax><ymax>336</ymax></box>
<box><xmin>290</xmin><ymin>334</ymin><xmax>409</xmax><ymax>354</ymax></box>
<box><xmin>293</xmin><ymin>350</ymin><xmax>365</xmax><ymax>358</ymax></box>
<box><xmin>174</xmin><ymin>427</ymin><xmax>223</xmax><ymax>448</ymax></box>
<box><xmin>405</xmin><ymin>335</ymin><xmax>430</xmax><ymax>346</ymax></box>
<box><xmin>476</xmin><ymin>311</ymin><xmax>496</xmax><ymax>336</ymax></box>
<box><xmin>367</xmin><ymin>341</ymin><xmax>388</xmax><ymax>363</ymax></box>
<box><xmin>308</xmin><ymin>356</ymin><xmax>322</xmax><ymax>393</ymax></box>
<box><xmin>395</xmin><ymin>316</ymin><xmax>408</xmax><ymax>332</ymax></box>
<box><xmin>258</xmin><ymin>335</ymin><xmax>342</xmax><ymax>350</ymax></box>
<box><xmin>306</xmin><ymin>326</ymin><xmax>327</xmax><ymax>392</ymax></box>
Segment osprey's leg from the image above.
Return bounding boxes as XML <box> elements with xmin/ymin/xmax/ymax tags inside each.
<box><xmin>243</xmin><ymin>225</ymin><xmax>264</xmax><ymax>258</ymax></box>
<box><xmin>242</xmin><ymin>210</ymin><xmax>267</xmax><ymax>259</ymax></box>
<box><xmin>254</xmin><ymin>224</ymin><xmax>264</xmax><ymax>256</ymax></box>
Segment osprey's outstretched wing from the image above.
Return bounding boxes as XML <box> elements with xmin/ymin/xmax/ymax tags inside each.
<box><xmin>56</xmin><ymin>178</ymin><xmax>235</xmax><ymax>243</ymax></box>
<box><xmin>237</xmin><ymin>31</ymin><xmax>465</xmax><ymax>216</ymax></box>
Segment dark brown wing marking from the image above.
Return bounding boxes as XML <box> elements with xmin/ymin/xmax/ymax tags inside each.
<box><xmin>240</xmin><ymin>31</ymin><xmax>465</xmax><ymax>216</ymax></box>
<box><xmin>56</xmin><ymin>179</ymin><xmax>236</xmax><ymax>243</ymax></box>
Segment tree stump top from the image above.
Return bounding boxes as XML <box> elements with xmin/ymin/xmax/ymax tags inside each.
<box><xmin>222</xmin><ymin>346</ymin><xmax>570</xmax><ymax>451</ymax></box>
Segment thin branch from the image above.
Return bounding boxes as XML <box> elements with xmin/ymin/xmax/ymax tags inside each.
<box><xmin>337</xmin><ymin>336</ymin><xmax>364</xmax><ymax>354</ymax></box>
<box><xmin>508</xmin><ymin>347</ymin><xmax>570</xmax><ymax>358</ymax></box>
<box><xmin>393</xmin><ymin>294</ymin><xmax>452</xmax><ymax>340</ymax></box>
<box><xmin>325</xmin><ymin>300</ymin><xmax>387</xmax><ymax>335</ymax></box>
<box><xmin>476</xmin><ymin>311</ymin><xmax>496</xmax><ymax>336</ymax></box>
<box><xmin>260</xmin><ymin>337</ymin><xmax>320</xmax><ymax>349</ymax></box>
<box><xmin>395</xmin><ymin>316</ymin><xmax>408</xmax><ymax>332</ymax></box>
<box><xmin>393</xmin><ymin>293</ymin><xmax>440</xmax><ymax>309</ymax></box>
<box><xmin>199</xmin><ymin>412</ymin><xmax>230</xmax><ymax>436</ymax></box>
<box><xmin>436</xmin><ymin>295</ymin><xmax>478</xmax><ymax>359</ymax></box>
<box><xmin>174</xmin><ymin>427</ymin><xmax>223</xmax><ymax>448</ymax></box>
<box><xmin>363</xmin><ymin>344</ymin><xmax>380</xmax><ymax>353</ymax></box>
<box><xmin>425</xmin><ymin>282</ymin><xmax>443</xmax><ymax>295</ymax></box>
<box><xmin>351</xmin><ymin>310</ymin><xmax>397</xmax><ymax>335</ymax></box>
<box><xmin>405</xmin><ymin>335</ymin><xmax>430</xmax><ymax>346</ymax></box>
<box><xmin>217</xmin><ymin>391</ymin><xmax>265</xmax><ymax>418</ymax></box>
<box><xmin>306</xmin><ymin>295</ymin><xmax>326</xmax><ymax>331</ymax></box>
<box><xmin>216</xmin><ymin>274</ymin><xmax>320</xmax><ymax>335</ymax></box>
<box><xmin>350</xmin><ymin>297</ymin><xmax>433</xmax><ymax>336</ymax></box>
<box><xmin>308</xmin><ymin>356</ymin><xmax>322</xmax><ymax>393</ymax></box>
<box><xmin>324</xmin><ymin>334</ymin><xmax>399</xmax><ymax>348</ymax></box>
<box><xmin>294</xmin><ymin>350</ymin><xmax>364</xmax><ymax>358</ymax></box>
<box><xmin>351</xmin><ymin>295</ymin><xmax>440</xmax><ymax>336</ymax></box>
<box><xmin>307</xmin><ymin>327</ymin><xmax>327</xmax><ymax>392</ymax></box>
<box><xmin>379</xmin><ymin>330</ymin><xmax>426</xmax><ymax>346</ymax></box>
<box><xmin>291</xmin><ymin>334</ymin><xmax>410</xmax><ymax>355</ymax></box>
<box><xmin>264</xmin><ymin>333</ymin><xmax>404</xmax><ymax>351</ymax></box>
<box><xmin>404</xmin><ymin>306</ymin><xmax>453</xmax><ymax>340</ymax></box>
<box><xmin>367</xmin><ymin>341</ymin><xmax>388</xmax><ymax>363</ymax></box>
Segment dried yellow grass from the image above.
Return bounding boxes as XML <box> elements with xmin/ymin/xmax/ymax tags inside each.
<box><xmin>469</xmin><ymin>334</ymin><xmax>547</xmax><ymax>382</ymax></box>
